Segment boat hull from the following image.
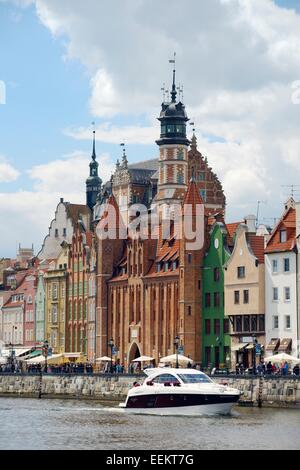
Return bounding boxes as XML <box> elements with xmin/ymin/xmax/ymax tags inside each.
<box><xmin>124</xmin><ymin>392</ymin><xmax>240</xmax><ymax>416</ymax></box>
<box><xmin>120</xmin><ymin>402</ymin><xmax>237</xmax><ymax>416</ymax></box>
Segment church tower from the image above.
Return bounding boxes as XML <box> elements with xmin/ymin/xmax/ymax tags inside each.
<box><xmin>155</xmin><ymin>57</ymin><xmax>190</xmax><ymax>213</ymax></box>
<box><xmin>86</xmin><ymin>128</ymin><xmax>102</xmax><ymax>211</ymax></box>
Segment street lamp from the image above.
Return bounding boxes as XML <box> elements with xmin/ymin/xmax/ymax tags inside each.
<box><xmin>43</xmin><ymin>340</ymin><xmax>49</xmax><ymax>374</ymax></box>
<box><xmin>252</xmin><ymin>334</ymin><xmax>257</xmax><ymax>375</ymax></box>
<box><xmin>108</xmin><ymin>338</ymin><xmax>114</xmax><ymax>373</ymax></box>
<box><xmin>174</xmin><ymin>335</ymin><xmax>180</xmax><ymax>369</ymax></box>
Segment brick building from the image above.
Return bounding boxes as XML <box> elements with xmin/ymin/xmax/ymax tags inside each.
<box><xmin>93</xmin><ymin>69</ymin><xmax>225</xmax><ymax>367</ymax></box>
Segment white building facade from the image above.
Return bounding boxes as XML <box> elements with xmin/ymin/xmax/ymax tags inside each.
<box><xmin>265</xmin><ymin>200</ymin><xmax>299</xmax><ymax>358</ymax></box>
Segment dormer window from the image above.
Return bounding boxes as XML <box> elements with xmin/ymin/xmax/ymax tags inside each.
<box><xmin>280</xmin><ymin>230</ymin><xmax>287</xmax><ymax>243</ymax></box>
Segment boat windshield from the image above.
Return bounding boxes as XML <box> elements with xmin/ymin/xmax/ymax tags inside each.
<box><xmin>178</xmin><ymin>373</ymin><xmax>213</xmax><ymax>384</ymax></box>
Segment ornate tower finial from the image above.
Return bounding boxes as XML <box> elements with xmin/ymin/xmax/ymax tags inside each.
<box><xmin>190</xmin><ymin>122</ymin><xmax>197</xmax><ymax>150</ymax></box>
<box><xmin>120</xmin><ymin>143</ymin><xmax>128</xmax><ymax>168</ymax></box>
<box><xmin>92</xmin><ymin>121</ymin><xmax>96</xmax><ymax>160</ymax></box>
<box><xmin>169</xmin><ymin>52</ymin><xmax>177</xmax><ymax>103</ymax></box>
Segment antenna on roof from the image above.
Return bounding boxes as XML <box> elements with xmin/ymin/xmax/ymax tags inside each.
<box><xmin>161</xmin><ymin>83</ymin><xmax>166</xmax><ymax>102</ymax></box>
<box><xmin>256</xmin><ymin>201</ymin><xmax>267</xmax><ymax>229</ymax></box>
<box><xmin>281</xmin><ymin>185</ymin><xmax>300</xmax><ymax>199</ymax></box>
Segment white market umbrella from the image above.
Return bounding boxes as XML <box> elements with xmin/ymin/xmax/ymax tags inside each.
<box><xmin>96</xmin><ymin>356</ymin><xmax>112</xmax><ymax>362</ymax></box>
<box><xmin>264</xmin><ymin>353</ymin><xmax>300</xmax><ymax>363</ymax></box>
<box><xmin>132</xmin><ymin>356</ymin><xmax>154</xmax><ymax>362</ymax></box>
<box><xmin>160</xmin><ymin>354</ymin><xmax>193</xmax><ymax>364</ymax></box>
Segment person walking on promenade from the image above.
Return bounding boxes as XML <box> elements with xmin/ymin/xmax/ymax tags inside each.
<box><xmin>293</xmin><ymin>364</ymin><xmax>299</xmax><ymax>376</ymax></box>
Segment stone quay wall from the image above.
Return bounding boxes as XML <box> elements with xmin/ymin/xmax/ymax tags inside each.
<box><xmin>0</xmin><ymin>373</ymin><xmax>299</xmax><ymax>408</ymax></box>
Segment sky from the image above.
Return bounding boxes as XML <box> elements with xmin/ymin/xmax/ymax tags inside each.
<box><xmin>1</xmin><ymin>0</ymin><xmax>300</xmax><ymax>257</ymax></box>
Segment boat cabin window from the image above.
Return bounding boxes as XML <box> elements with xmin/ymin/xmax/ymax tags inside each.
<box><xmin>178</xmin><ymin>373</ymin><xmax>212</xmax><ymax>384</ymax></box>
<box><xmin>151</xmin><ymin>374</ymin><xmax>180</xmax><ymax>384</ymax></box>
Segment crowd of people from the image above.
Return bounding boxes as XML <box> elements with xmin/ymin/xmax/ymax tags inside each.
<box><xmin>235</xmin><ymin>361</ymin><xmax>300</xmax><ymax>376</ymax></box>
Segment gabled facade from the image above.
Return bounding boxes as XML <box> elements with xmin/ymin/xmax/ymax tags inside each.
<box><xmin>44</xmin><ymin>246</ymin><xmax>68</xmax><ymax>354</ymax></box>
<box><xmin>38</xmin><ymin>199</ymin><xmax>91</xmax><ymax>260</ymax></box>
<box><xmin>22</xmin><ymin>273</ymin><xmax>37</xmax><ymax>347</ymax></box>
<box><xmin>35</xmin><ymin>272</ymin><xmax>46</xmax><ymax>344</ymax></box>
<box><xmin>202</xmin><ymin>223</ymin><xmax>231</xmax><ymax>369</ymax></box>
<box><xmin>66</xmin><ymin>221</ymin><xmax>92</xmax><ymax>356</ymax></box>
<box><xmin>265</xmin><ymin>199</ymin><xmax>298</xmax><ymax>357</ymax></box>
<box><xmin>225</xmin><ymin>224</ymin><xmax>265</xmax><ymax>369</ymax></box>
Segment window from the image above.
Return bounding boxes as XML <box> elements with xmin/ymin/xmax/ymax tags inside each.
<box><xmin>237</xmin><ymin>266</ymin><xmax>245</xmax><ymax>279</ymax></box>
<box><xmin>199</xmin><ymin>172</ymin><xmax>205</xmax><ymax>181</ymax></box>
<box><xmin>55</xmin><ymin>228</ymin><xmax>59</xmax><ymax>238</ymax></box>
<box><xmin>214</xmin><ymin>319</ymin><xmax>220</xmax><ymax>335</ymax></box>
<box><xmin>284</xmin><ymin>287</ymin><xmax>291</xmax><ymax>301</ymax></box>
<box><xmin>285</xmin><ymin>315</ymin><xmax>291</xmax><ymax>329</ymax></box>
<box><xmin>63</xmin><ymin>228</ymin><xmax>67</xmax><ymax>237</ymax></box>
<box><xmin>205</xmin><ymin>319</ymin><xmax>211</xmax><ymax>335</ymax></box>
<box><xmin>235</xmin><ymin>316</ymin><xmax>242</xmax><ymax>332</ymax></box>
<box><xmin>52</xmin><ymin>284</ymin><xmax>58</xmax><ymax>300</ymax></box>
<box><xmin>198</xmin><ymin>280</ymin><xmax>201</xmax><ymax>290</ymax></box>
<box><xmin>214</xmin><ymin>292</ymin><xmax>221</xmax><ymax>307</ymax></box>
<box><xmin>205</xmin><ymin>347</ymin><xmax>211</xmax><ymax>366</ymax></box>
<box><xmin>280</xmin><ymin>230</ymin><xmax>287</xmax><ymax>243</ymax></box>
<box><xmin>284</xmin><ymin>258</ymin><xmax>290</xmax><ymax>272</ymax></box>
<box><xmin>52</xmin><ymin>305</ymin><xmax>58</xmax><ymax>324</ymax></box>
<box><xmin>243</xmin><ymin>316</ymin><xmax>250</xmax><ymax>332</ymax></box>
<box><xmin>177</xmin><ymin>149</ymin><xmax>184</xmax><ymax>160</ymax></box>
<box><xmin>243</xmin><ymin>290</ymin><xmax>249</xmax><ymax>304</ymax></box>
<box><xmin>258</xmin><ymin>315</ymin><xmax>265</xmax><ymax>332</ymax></box>
<box><xmin>234</xmin><ymin>290</ymin><xmax>240</xmax><ymax>305</ymax></box>
<box><xmin>205</xmin><ymin>293</ymin><xmax>211</xmax><ymax>308</ymax></box>
<box><xmin>272</xmin><ymin>259</ymin><xmax>278</xmax><ymax>273</ymax></box>
<box><xmin>188</xmin><ymin>253</ymin><xmax>192</xmax><ymax>264</ymax></box>
<box><xmin>27</xmin><ymin>295</ymin><xmax>32</xmax><ymax>304</ymax></box>
<box><xmin>187</xmin><ymin>306</ymin><xmax>192</xmax><ymax>316</ymax></box>
<box><xmin>177</xmin><ymin>173</ymin><xmax>184</xmax><ymax>184</ymax></box>
<box><xmin>200</xmin><ymin>190</ymin><xmax>206</xmax><ymax>202</ymax></box>
<box><xmin>273</xmin><ymin>316</ymin><xmax>279</xmax><ymax>329</ymax></box>
<box><xmin>251</xmin><ymin>315</ymin><xmax>257</xmax><ymax>332</ymax></box>
<box><xmin>273</xmin><ymin>287</ymin><xmax>279</xmax><ymax>301</ymax></box>
<box><xmin>224</xmin><ymin>318</ymin><xmax>230</xmax><ymax>334</ymax></box>
<box><xmin>214</xmin><ymin>268</ymin><xmax>220</xmax><ymax>282</ymax></box>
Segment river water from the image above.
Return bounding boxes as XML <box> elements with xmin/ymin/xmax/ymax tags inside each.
<box><xmin>0</xmin><ymin>398</ymin><xmax>299</xmax><ymax>450</ymax></box>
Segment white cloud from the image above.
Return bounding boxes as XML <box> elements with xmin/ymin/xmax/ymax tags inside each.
<box><xmin>27</xmin><ymin>150</ymin><xmax>114</xmax><ymax>192</ymax></box>
<box><xmin>65</xmin><ymin>123</ymin><xmax>157</xmax><ymax>146</ymax></box>
<box><xmin>0</xmin><ymin>151</ymin><xmax>114</xmax><ymax>256</ymax></box>
<box><xmin>2</xmin><ymin>0</ymin><xmax>300</xmax><ymax>243</ymax></box>
<box><xmin>0</xmin><ymin>157</ymin><xmax>20</xmax><ymax>182</ymax></box>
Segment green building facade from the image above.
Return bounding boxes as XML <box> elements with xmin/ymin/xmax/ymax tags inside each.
<box><xmin>202</xmin><ymin>223</ymin><xmax>231</xmax><ymax>370</ymax></box>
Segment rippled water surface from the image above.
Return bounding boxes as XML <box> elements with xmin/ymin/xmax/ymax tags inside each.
<box><xmin>0</xmin><ymin>398</ymin><xmax>299</xmax><ymax>450</ymax></box>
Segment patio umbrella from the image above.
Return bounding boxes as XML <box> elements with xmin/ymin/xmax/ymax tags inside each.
<box><xmin>95</xmin><ymin>356</ymin><xmax>112</xmax><ymax>362</ymax></box>
<box><xmin>160</xmin><ymin>354</ymin><xmax>193</xmax><ymax>364</ymax></box>
<box><xmin>132</xmin><ymin>356</ymin><xmax>154</xmax><ymax>362</ymax></box>
<box><xmin>264</xmin><ymin>353</ymin><xmax>300</xmax><ymax>363</ymax></box>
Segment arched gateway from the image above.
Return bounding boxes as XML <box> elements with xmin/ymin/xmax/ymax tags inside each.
<box><xmin>128</xmin><ymin>342</ymin><xmax>141</xmax><ymax>363</ymax></box>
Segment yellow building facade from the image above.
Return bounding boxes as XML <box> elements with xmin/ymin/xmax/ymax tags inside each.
<box><xmin>44</xmin><ymin>244</ymin><xmax>68</xmax><ymax>354</ymax></box>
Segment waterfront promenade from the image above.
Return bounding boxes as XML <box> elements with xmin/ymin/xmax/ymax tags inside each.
<box><xmin>0</xmin><ymin>372</ymin><xmax>299</xmax><ymax>408</ymax></box>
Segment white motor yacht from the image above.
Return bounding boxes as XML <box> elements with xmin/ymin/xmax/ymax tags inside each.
<box><xmin>119</xmin><ymin>368</ymin><xmax>240</xmax><ymax>415</ymax></box>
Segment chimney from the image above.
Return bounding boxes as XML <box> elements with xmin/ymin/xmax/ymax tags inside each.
<box><xmin>244</xmin><ymin>214</ymin><xmax>256</xmax><ymax>233</ymax></box>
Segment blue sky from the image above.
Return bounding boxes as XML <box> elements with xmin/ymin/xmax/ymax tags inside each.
<box><xmin>1</xmin><ymin>0</ymin><xmax>300</xmax><ymax>256</ymax></box>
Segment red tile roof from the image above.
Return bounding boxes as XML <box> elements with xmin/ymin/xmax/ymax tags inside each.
<box><xmin>226</xmin><ymin>222</ymin><xmax>242</xmax><ymax>240</ymax></box>
<box><xmin>183</xmin><ymin>178</ymin><xmax>203</xmax><ymax>214</ymax></box>
<box><xmin>265</xmin><ymin>208</ymin><xmax>296</xmax><ymax>254</ymax></box>
<box><xmin>247</xmin><ymin>234</ymin><xmax>265</xmax><ymax>264</ymax></box>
